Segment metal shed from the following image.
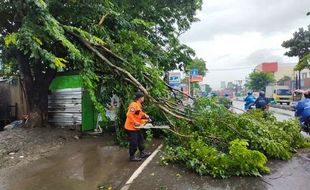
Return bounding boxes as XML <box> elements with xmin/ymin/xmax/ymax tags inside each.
<box><xmin>48</xmin><ymin>75</ymin><xmax>96</xmax><ymax>132</ymax></box>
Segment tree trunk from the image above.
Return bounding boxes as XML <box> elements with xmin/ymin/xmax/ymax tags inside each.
<box><xmin>17</xmin><ymin>51</ymin><xmax>55</xmax><ymax>127</ymax></box>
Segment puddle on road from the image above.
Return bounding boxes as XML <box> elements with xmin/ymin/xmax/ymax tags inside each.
<box><xmin>0</xmin><ymin>136</ymin><xmax>140</xmax><ymax>190</ymax></box>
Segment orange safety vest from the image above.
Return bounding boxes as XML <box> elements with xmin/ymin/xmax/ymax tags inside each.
<box><xmin>124</xmin><ymin>101</ymin><xmax>147</xmax><ymax>131</ymax></box>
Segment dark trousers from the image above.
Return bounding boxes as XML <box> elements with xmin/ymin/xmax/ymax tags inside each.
<box><xmin>127</xmin><ymin>130</ymin><xmax>145</xmax><ymax>157</ymax></box>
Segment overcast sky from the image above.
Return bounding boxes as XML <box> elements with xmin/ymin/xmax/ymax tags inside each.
<box><xmin>180</xmin><ymin>0</ymin><xmax>310</xmax><ymax>89</ymax></box>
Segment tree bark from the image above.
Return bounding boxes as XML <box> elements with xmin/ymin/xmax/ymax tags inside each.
<box><xmin>17</xmin><ymin>51</ymin><xmax>55</xmax><ymax>127</ymax></box>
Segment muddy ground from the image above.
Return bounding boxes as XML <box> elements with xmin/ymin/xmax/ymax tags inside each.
<box><xmin>0</xmin><ymin>127</ymin><xmax>80</xmax><ymax>169</ymax></box>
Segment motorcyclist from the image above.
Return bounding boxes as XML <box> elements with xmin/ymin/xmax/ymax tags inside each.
<box><xmin>254</xmin><ymin>91</ymin><xmax>269</xmax><ymax>110</ymax></box>
<box><xmin>244</xmin><ymin>91</ymin><xmax>256</xmax><ymax>111</ymax></box>
<box><xmin>295</xmin><ymin>91</ymin><xmax>310</xmax><ymax>127</ymax></box>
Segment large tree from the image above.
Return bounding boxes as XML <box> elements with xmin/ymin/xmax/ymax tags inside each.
<box><xmin>282</xmin><ymin>26</ymin><xmax>310</xmax><ymax>70</ymax></box>
<box><xmin>0</xmin><ymin>0</ymin><xmax>202</xmax><ymax>127</ymax></box>
<box><xmin>246</xmin><ymin>72</ymin><xmax>275</xmax><ymax>91</ymax></box>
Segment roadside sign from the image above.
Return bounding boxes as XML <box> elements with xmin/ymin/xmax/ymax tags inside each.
<box><xmin>191</xmin><ymin>75</ymin><xmax>203</xmax><ymax>82</ymax></box>
<box><xmin>169</xmin><ymin>72</ymin><xmax>181</xmax><ymax>85</ymax></box>
<box><xmin>191</xmin><ymin>69</ymin><xmax>199</xmax><ymax>76</ymax></box>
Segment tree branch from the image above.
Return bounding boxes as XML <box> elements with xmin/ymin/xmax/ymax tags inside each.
<box><xmin>66</xmin><ymin>30</ymin><xmax>192</xmax><ymax>122</ymax></box>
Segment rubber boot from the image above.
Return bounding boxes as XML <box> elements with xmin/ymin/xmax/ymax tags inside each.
<box><xmin>130</xmin><ymin>156</ymin><xmax>142</xmax><ymax>162</ymax></box>
<box><xmin>140</xmin><ymin>151</ymin><xmax>151</xmax><ymax>158</ymax></box>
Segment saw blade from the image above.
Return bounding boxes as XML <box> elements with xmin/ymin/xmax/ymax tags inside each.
<box><xmin>136</xmin><ymin>123</ymin><xmax>170</xmax><ymax>129</ymax></box>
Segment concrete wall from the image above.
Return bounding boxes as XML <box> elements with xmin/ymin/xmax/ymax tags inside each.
<box><xmin>274</xmin><ymin>64</ymin><xmax>294</xmax><ymax>81</ymax></box>
<box><xmin>303</xmin><ymin>78</ymin><xmax>310</xmax><ymax>88</ymax></box>
<box><xmin>0</xmin><ymin>77</ymin><xmax>28</xmax><ymax>120</ymax></box>
<box><xmin>0</xmin><ymin>82</ymin><xmax>11</xmax><ymax>120</ymax></box>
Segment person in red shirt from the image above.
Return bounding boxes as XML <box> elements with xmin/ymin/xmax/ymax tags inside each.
<box><xmin>125</xmin><ymin>92</ymin><xmax>151</xmax><ymax>161</ymax></box>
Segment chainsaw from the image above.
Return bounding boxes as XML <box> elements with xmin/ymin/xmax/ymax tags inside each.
<box><xmin>135</xmin><ymin>122</ymin><xmax>170</xmax><ymax>129</ymax></box>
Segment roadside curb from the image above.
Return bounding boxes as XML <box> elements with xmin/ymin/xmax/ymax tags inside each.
<box><xmin>269</xmin><ymin>107</ymin><xmax>294</xmax><ymax>117</ymax></box>
<box><xmin>270</xmin><ymin>105</ymin><xmax>293</xmax><ymax>111</ymax></box>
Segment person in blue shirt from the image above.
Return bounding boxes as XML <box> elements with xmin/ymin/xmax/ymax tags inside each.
<box><xmin>254</xmin><ymin>91</ymin><xmax>269</xmax><ymax>110</ymax></box>
<box><xmin>244</xmin><ymin>91</ymin><xmax>256</xmax><ymax>111</ymax></box>
<box><xmin>295</xmin><ymin>91</ymin><xmax>310</xmax><ymax>126</ymax></box>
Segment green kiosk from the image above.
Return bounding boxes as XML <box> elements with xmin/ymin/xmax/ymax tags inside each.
<box><xmin>48</xmin><ymin>75</ymin><xmax>97</xmax><ymax>132</ymax></box>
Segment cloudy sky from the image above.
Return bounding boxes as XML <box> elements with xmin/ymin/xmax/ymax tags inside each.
<box><xmin>180</xmin><ymin>0</ymin><xmax>310</xmax><ymax>89</ymax></box>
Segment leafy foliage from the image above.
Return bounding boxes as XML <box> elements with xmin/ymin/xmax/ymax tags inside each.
<box><xmin>297</xmin><ymin>52</ymin><xmax>310</xmax><ymax>71</ymax></box>
<box><xmin>277</xmin><ymin>75</ymin><xmax>291</xmax><ymax>85</ymax></box>
<box><xmin>161</xmin><ymin>97</ymin><xmax>309</xmax><ymax>178</ymax></box>
<box><xmin>282</xmin><ymin>27</ymin><xmax>310</xmax><ymax>59</ymax></box>
<box><xmin>0</xmin><ymin>0</ymin><xmax>202</xmax><ymax>127</ymax></box>
<box><xmin>282</xmin><ymin>26</ymin><xmax>310</xmax><ymax>71</ymax></box>
<box><xmin>185</xmin><ymin>58</ymin><xmax>207</xmax><ymax>76</ymax></box>
<box><xmin>246</xmin><ymin>72</ymin><xmax>275</xmax><ymax>91</ymax></box>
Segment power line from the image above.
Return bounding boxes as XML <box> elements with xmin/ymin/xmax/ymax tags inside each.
<box><xmin>208</xmin><ymin>66</ymin><xmax>253</xmax><ymax>71</ymax></box>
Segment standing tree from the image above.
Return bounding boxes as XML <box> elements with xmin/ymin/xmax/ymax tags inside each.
<box><xmin>277</xmin><ymin>76</ymin><xmax>291</xmax><ymax>85</ymax></box>
<box><xmin>282</xmin><ymin>26</ymin><xmax>310</xmax><ymax>70</ymax></box>
<box><xmin>246</xmin><ymin>72</ymin><xmax>275</xmax><ymax>91</ymax></box>
<box><xmin>0</xmin><ymin>0</ymin><xmax>202</xmax><ymax>127</ymax></box>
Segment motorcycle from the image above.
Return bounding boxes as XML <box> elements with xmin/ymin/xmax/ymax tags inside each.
<box><xmin>302</xmin><ymin>117</ymin><xmax>310</xmax><ymax>134</ymax></box>
<box><xmin>247</xmin><ymin>103</ymin><xmax>255</xmax><ymax>111</ymax></box>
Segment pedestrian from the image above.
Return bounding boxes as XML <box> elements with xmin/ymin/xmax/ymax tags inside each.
<box><xmin>124</xmin><ymin>92</ymin><xmax>151</xmax><ymax>161</ymax></box>
<box><xmin>254</xmin><ymin>91</ymin><xmax>269</xmax><ymax>110</ymax></box>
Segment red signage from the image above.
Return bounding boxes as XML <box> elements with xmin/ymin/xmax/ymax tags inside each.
<box><xmin>255</xmin><ymin>62</ymin><xmax>278</xmax><ymax>73</ymax></box>
<box><xmin>191</xmin><ymin>75</ymin><xmax>203</xmax><ymax>82</ymax></box>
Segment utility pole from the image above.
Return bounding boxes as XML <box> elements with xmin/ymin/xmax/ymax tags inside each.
<box><xmin>188</xmin><ymin>72</ymin><xmax>191</xmax><ymax>96</ymax></box>
<box><xmin>298</xmin><ymin>70</ymin><xmax>301</xmax><ymax>89</ymax></box>
<box><xmin>295</xmin><ymin>73</ymin><xmax>298</xmax><ymax>90</ymax></box>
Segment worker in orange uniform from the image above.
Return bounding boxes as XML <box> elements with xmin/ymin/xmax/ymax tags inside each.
<box><xmin>125</xmin><ymin>92</ymin><xmax>152</xmax><ymax>161</ymax></box>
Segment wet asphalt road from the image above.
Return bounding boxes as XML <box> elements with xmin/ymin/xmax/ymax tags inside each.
<box><xmin>129</xmin><ymin>149</ymin><xmax>310</xmax><ymax>190</ymax></box>
<box><xmin>231</xmin><ymin>101</ymin><xmax>294</xmax><ymax>121</ymax></box>
<box><xmin>0</xmin><ymin>101</ymin><xmax>309</xmax><ymax>190</ymax></box>
<box><xmin>0</xmin><ymin>135</ymin><xmax>139</xmax><ymax>190</ymax></box>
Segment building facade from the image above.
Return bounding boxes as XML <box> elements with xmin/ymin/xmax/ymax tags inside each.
<box><xmin>255</xmin><ymin>62</ymin><xmax>310</xmax><ymax>90</ymax></box>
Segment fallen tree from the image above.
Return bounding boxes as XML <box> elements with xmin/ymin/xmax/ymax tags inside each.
<box><xmin>1</xmin><ymin>0</ymin><xmax>309</xmax><ymax>178</ymax></box>
<box><xmin>65</xmin><ymin>26</ymin><xmax>310</xmax><ymax>178</ymax></box>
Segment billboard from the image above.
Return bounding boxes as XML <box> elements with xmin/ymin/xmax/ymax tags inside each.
<box><xmin>169</xmin><ymin>72</ymin><xmax>181</xmax><ymax>85</ymax></box>
<box><xmin>255</xmin><ymin>62</ymin><xmax>278</xmax><ymax>73</ymax></box>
